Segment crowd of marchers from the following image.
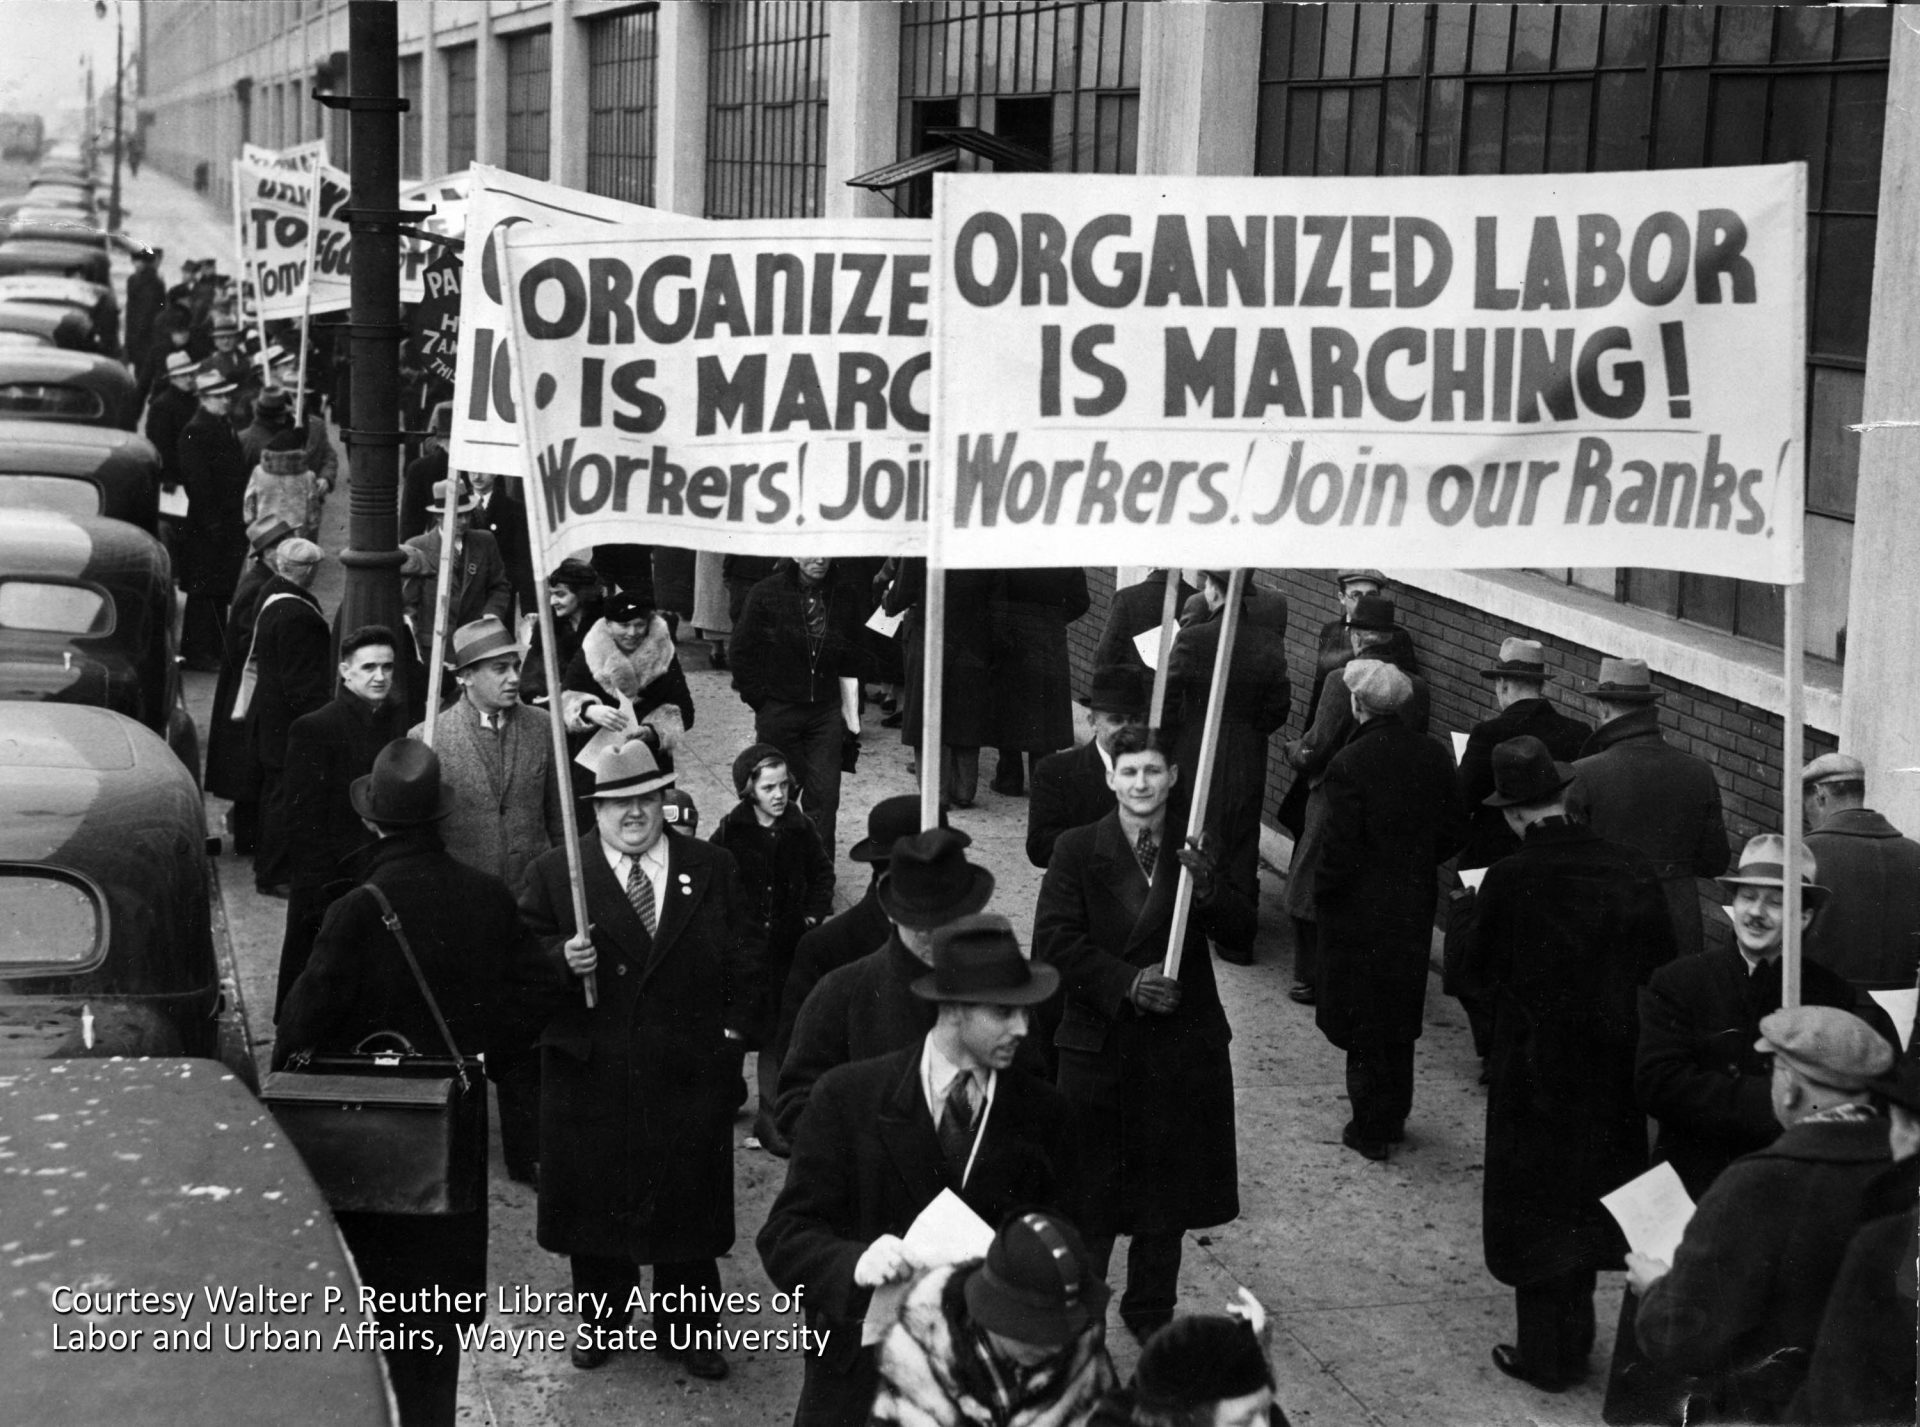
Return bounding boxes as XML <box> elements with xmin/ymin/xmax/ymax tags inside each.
<box><xmin>127</xmin><ymin>257</ymin><xmax>1920</xmax><ymax>1427</ymax></box>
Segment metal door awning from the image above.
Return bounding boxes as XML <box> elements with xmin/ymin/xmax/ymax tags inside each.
<box><xmin>845</xmin><ymin>147</ymin><xmax>961</xmax><ymax>192</ymax></box>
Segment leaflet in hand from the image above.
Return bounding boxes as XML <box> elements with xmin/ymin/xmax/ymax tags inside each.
<box><xmin>1601</xmin><ymin>1161</ymin><xmax>1695</xmax><ymax>1265</ymax></box>
<box><xmin>1133</xmin><ymin>627</ymin><xmax>1164</xmax><ymax>671</ymax></box>
<box><xmin>1451</xmin><ymin>731</ymin><xmax>1470</xmax><ymax>763</ymax></box>
<box><xmin>860</xmin><ymin>1189</ymin><xmax>992</xmax><ymax>1345</ymax></box>
<box><xmin>1457</xmin><ymin>867</ymin><xmax>1488</xmax><ymax>893</ymax></box>
<box><xmin>866</xmin><ymin>605</ymin><xmax>904</xmax><ymax>638</ymax></box>
<box><xmin>575</xmin><ymin>691</ymin><xmax>639</xmax><ymax>771</ymax></box>
<box><xmin>1870</xmin><ymin>987</ymin><xmax>1919</xmax><ymax>1052</ymax></box>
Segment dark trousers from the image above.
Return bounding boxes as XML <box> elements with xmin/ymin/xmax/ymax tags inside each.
<box><xmin>755</xmin><ymin>697</ymin><xmax>843</xmax><ymax>858</ymax></box>
<box><xmin>255</xmin><ymin>764</ymin><xmax>292</xmax><ymax>889</ymax></box>
<box><xmin>228</xmin><ymin>797</ymin><xmax>260</xmax><ymax>856</ymax></box>
<box><xmin>1345</xmin><ymin>1039</ymin><xmax>1416</xmax><ymax>1137</ymax></box>
<box><xmin>181</xmin><ymin>590</ymin><xmax>226</xmax><ymax>664</ymax></box>
<box><xmin>1515</xmin><ymin>1268</ymin><xmax>1598</xmax><ymax>1385</ymax></box>
<box><xmin>491</xmin><ymin>1049</ymin><xmax>541</xmax><ymax>1179</ymax></box>
<box><xmin>1084</xmin><ymin>1229</ymin><xmax>1183</xmax><ymax>1334</ymax></box>
<box><xmin>944</xmin><ymin>746</ymin><xmax>980</xmax><ymax>806</ymax></box>
<box><xmin>1291</xmin><ymin>917</ymin><xmax>1319</xmax><ymax>988</ymax></box>
<box><xmin>570</xmin><ymin>1253</ymin><xmax>721</xmax><ymax>1341</ymax></box>
<box><xmin>274</xmin><ymin>882</ymin><xmax>334</xmax><ymax>1017</ymax></box>
<box><xmin>384</xmin><ymin>1331</ymin><xmax>461</xmax><ymax>1427</ymax></box>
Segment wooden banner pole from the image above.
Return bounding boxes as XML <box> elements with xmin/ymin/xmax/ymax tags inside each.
<box><xmin>293</xmin><ymin>161</ymin><xmax>319</xmax><ymax>410</ymax></box>
<box><xmin>499</xmin><ymin>240</ymin><xmax>596</xmax><ymax>1008</ymax></box>
<box><xmin>920</xmin><ymin>561</ymin><xmax>946</xmax><ymax>831</ymax></box>
<box><xmin>1163</xmin><ymin>568</ymin><xmax>1247</xmax><ymax>979</ymax></box>
<box><xmin>419</xmin><ymin>476</ymin><xmax>461</xmax><ymax>744</ymax></box>
<box><xmin>1148</xmin><ymin>569</ymin><xmax>1181</xmax><ymax>731</ymax></box>
<box><xmin>1782</xmin><ymin>581</ymin><xmax>1806</xmax><ymax>1010</ymax></box>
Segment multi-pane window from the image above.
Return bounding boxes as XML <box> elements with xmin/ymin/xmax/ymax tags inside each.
<box><xmin>895</xmin><ymin>2</ymin><xmax>1141</xmax><ymax>216</ymax></box>
<box><xmin>1255</xmin><ymin>3</ymin><xmax>1890</xmax><ymax>663</ymax></box>
<box><xmin>587</xmin><ymin>6</ymin><xmax>660</xmax><ymax>207</ymax></box>
<box><xmin>505</xmin><ymin>29</ymin><xmax>553</xmax><ymax>180</ymax></box>
<box><xmin>398</xmin><ymin>54</ymin><xmax>423</xmax><ymax>179</ymax></box>
<box><xmin>444</xmin><ymin>43</ymin><xmax>478</xmax><ymax>173</ymax></box>
<box><xmin>706</xmin><ymin>2</ymin><xmax>829</xmax><ymax>219</ymax></box>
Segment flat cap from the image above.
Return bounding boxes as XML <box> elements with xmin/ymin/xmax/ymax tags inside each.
<box><xmin>1344</xmin><ymin>657</ymin><xmax>1412</xmax><ymax>713</ymax></box>
<box><xmin>1756</xmin><ymin>1006</ymin><xmax>1893</xmax><ymax>1092</ymax></box>
<box><xmin>1801</xmin><ymin>752</ymin><xmax>1866</xmax><ymax>786</ymax></box>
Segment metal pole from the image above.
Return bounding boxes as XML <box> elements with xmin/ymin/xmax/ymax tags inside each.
<box><xmin>1164</xmin><ymin>569</ymin><xmax>1248</xmax><ymax>979</ymax></box>
<box><xmin>108</xmin><ymin>2</ymin><xmax>123</xmax><ymax>233</ymax></box>
<box><xmin>919</xmin><ymin>562</ymin><xmax>945</xmax><ymax>830</ymax></box>
<box><xmin>1782</xmin><ymin>583</ymin><xmax>1805</xmax><ymax>1009</ymax></box>
<box><xmin>332</xmin><ymin>1</ymin><xmax>407</xmax><ymax>690</ymax></box>
<box><xmin>1148</xmin><ymin>569</ymin><xmax>1181</xmax><ymax>731</ymax></box>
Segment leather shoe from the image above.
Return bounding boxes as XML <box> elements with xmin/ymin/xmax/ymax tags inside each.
<box><xmin>571</xmin><ymin>1336</ymin><xmax>613</xmax><ymax>1370</ymax></box>
<box><xmin>1341</xmin><ymin>1122</ymin><xmax>1390</xmax><ymax>1161</ymax></box>
<box><xmin>1288</xmin><ymin>981</ymin><xmax>1316</xmax><ymax>1005</ymax></box>
<box><xmin>683</xmin><ymin>1347</ymin><xmax>729</xmax><ymax>1380</ymax></box>
<box><xmin>1490</xmin><ymin>1343</ymin><xmax>1577</xmax><ymax>1392</ymax></box>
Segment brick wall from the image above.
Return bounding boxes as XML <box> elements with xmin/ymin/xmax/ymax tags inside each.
<box><xmin>1066</xmin><ymin>569</ymin><xmax>1830</xmax><ymax>853</ymax></box>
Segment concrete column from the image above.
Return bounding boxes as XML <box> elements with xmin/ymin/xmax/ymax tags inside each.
<box><xmin>474</xmin><ymin>4</ymin><xmax>503</xmax><ymax>165</ymax></box>
<box><xmin>549</xmin><ymin>0</ymin><xmax>589</xmax><ymax>188</ymax></box>
<box><xmin>420</xmin><ymin>3</ymin><xmax>444</xmax><ymax>176</ymax></box>
<box><xmin>1136</xmin><ymin>0</ymin><xmax>1262</xmax><ymax>177</ymax></box>
<box><xmin>822</xmin><ymin>1</ymin><xmax>900</xmax><ymax>218</ymax></box>
<box><xmin>653</xmin><ymin>0</ymin><xmax>711</xmax><ymax>216</ymax></box>
<box><xmin>1841</xmin><ymin>20</ymin><xmax>1920</xmax><ymax>832</ymax></box>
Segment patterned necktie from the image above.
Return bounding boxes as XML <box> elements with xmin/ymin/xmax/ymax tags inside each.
<box><xmin>938</xmin><ymin>1072</ymin><xmax>978</xmax><ymax>1180</ymax></box>
<box><xmin>1134</xmin><ymin>826</ymin><xmax>1159</xmax><ymax>879</ymax></box>
<box><xmin>626</xmin><ymin>857</ymin><xmax>656</xmax><ymax>936</ymax></box>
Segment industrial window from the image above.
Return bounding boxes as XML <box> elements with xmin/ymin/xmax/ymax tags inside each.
<box><xmin>1254</xmin><ymin>3</ymin><xmax>1890</xmax><ymax>664</ymax></box>
<box><xmin>706</xmin><ymin>1</ymin><xmax>829</xmax><ymax>219</ymax></box>
<box><xmin>398</xmin><ymin>54</ymin><xmax>423</xmax><ymax>179</ymax></box>
<box><xmin>505</xmin><ymin>29</ymin><xmax>552</xmax><ymax>181</ymax></box>
<box><xmin>586</xmin><ymin>6</ymin><xmax>660</xmax><ymax>207</ymax></box>
<box><xmin>444</xmin><ymin>43</ymin><xmax>478</xmax><ymax>173</ymax></box>
<box><xmin>894</xmin><ymin>2</ymin><xmax>1142</xmax><ymax>217</ymax></box>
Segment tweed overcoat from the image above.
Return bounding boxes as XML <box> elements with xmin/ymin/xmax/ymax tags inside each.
<box><xmin>409</xmin><ymin>697</ymin><xmax>563</xmax><ymax>896</ymax></box>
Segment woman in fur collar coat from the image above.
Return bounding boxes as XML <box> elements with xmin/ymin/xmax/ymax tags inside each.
<box><xmin>871</xmin><ymin>1214</ymin><xmax>1115</xmax><ymax>1427</ymax></box>
<box><xmin>242</xmin><ymin>428</ymin><xmax>326</xmax><ymax>540</ymax></box>
<box><xmin>558</xmin><ymin>590</ymin><xmax>696</xmax><ymax>785</ymax></box>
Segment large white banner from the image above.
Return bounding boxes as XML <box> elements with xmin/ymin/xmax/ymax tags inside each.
<box><xmin>450</xmin><ymin>166</ymin><xmax>689</xmax><ymax>478</ymax></box>
<box><xmin>930</xmin><ymin>166</ymin><xmax>1805</xmax><ymax>581</ymax></box>
<box><xmin>231</xmin><ymin>156</ymin><xmax>352</xmax><ymax>319</ymax></box>
<box><xmin>501</xmin><ymin>218</ymin><xmax>932</xmax><ymax>565</ymax></box>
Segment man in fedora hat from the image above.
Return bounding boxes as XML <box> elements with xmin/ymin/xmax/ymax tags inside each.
<box><xmin>775</xmin><ymin>825</ymin><xmax>1001</xmax><ymax>1145</ymax></box>
<box><xmin>400</xmin><ymin>400</ymin><xmax>453</xmax><ymax>540</ymax></box>
<box><xmin>1801</xmin><ymin>752</ymin><xmax>1920</xmax><ymax>991</ymax></box>
<box><xmin>1456</xmin><ymin>736</ymin><xmax>1676</xmax><ymax>1392</ymax></box>
<box><xmin>1566</xmin><ymin>657</ymin><xmax>1731</xmax><ymax>960</ymax></box>
<box><xmin>176</xmin><ymin>366</ymin><xmax>252</xmax><ymax>667</ymax></box>
<box><xmin>143</xmin><ymin>348</ymin><xmax>201</xmax><ymax>519</ymax></box>
<box><xmin>1627</xmin><ymin>1006</ymin><xmax>1893</xmax><ymax>1423</ymax></box>
<box><xmin>276</xmin><ymin>737</ymin><xmax>535</xmax><ymax>1427</ymax></box>
<box><xmin>1458</xmin><ymin>638</ymin><xmax>1593</xmax><ymax>871</ymax></box>
<box><xmin>519</xmin><ymin>741</ymin><xmax>765</xmax><ymax>1380</ymax></box>
<box><xmin>1035</xmin><ymin>724</ymin><xmax>1253</xmax><ymax>1339</ymax></box>
<box><xmin>759</xmin><ymin>913</ymin><xmax>1077</xmax><ymax>1427</ymax></box>
<box><xmin>399</xmin><ymin>476</ymin><xmax>513</xmax><ymax>665</ymax></box>
<box><xmin>869</xmin><ymin>1209</ymin><xmax>1115</xmax><ymax>1426</ymax></box>
<box><xmin>245</xmin><ymin>538</ymin><xmax>332</xmax><ymax>897</ymax></box>
<box><xmin>124</xmin><ymin>243</ymin><xmax>166</xmax><ymax>393</ymax></box>
<box><xmin>1027</xmin><ymin>665</ymin><xmax>1149</xmax><ymax>869</ymax></box>
<box><xmin>1283</xmin><ymin>594</ymin><xmax>1429</xmax><ymax>1005</ymax></box>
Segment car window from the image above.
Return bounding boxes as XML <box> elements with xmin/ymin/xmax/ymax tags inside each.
<box><xmin>0</xmin><ymin>580</ymin><xmax>111</xmax><ymax>634</ymax></box>
<box><xmin>0</xmin><ymin>872</ymin><xmax>102</xmax><ymax>965</ymax></box>
<box><xmin>0</xmin><ymin>475</ymin><xmax>100</xmax><ymax>516</ymax></box>
<box><xmin>0</xmin><ymin>330</ymin><xmax>49</xmax><ymax>347</ymax></box>
<box><xmin>0</xmin><ymin>383</ymin><xmax>105</xmax><ymax>421</ymax></box>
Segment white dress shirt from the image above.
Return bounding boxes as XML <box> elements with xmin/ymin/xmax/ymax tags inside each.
<box><xmin>601</xmin><ymin>835</ymin><xmax>670</xmax><ymax>924</ymax></box>
<box><xmin>919</xmin><ymin>1034</ymin><xmax>997</xmax><ymax>1187</ymax></box>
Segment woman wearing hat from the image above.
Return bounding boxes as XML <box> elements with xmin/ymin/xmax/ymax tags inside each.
<box><xmin>557</xmin><ymin>588</ymin><xmax>696</xmax><ymax>790</ymax></box>
<box><xmin>870</xmin><ymin>1211</ymin><xmax>1115</xmax><ymax>1427</ymax></box>
<box><xmin>243</xmin><ymin>426</ymin><xmax>326</xmax><ymax>542</ymax></box>
<box><xmin>519</xmin><ymin>559</ymin><xmax>605</xmax><ymax>706</ymax></box>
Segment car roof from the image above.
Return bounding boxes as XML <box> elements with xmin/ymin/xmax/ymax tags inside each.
<box><xmin>0</xmin><ymin>348</ymin><xmax>124</xmax><ymax>384</ymax></box>
<box><xmin>0</xmin><ymin>701</ymin><xmax>141</xmax><ymax>771</ymax></box>
<box><xmin>0</xmin><ymin>421</ymin><xmax>155</xmax><ymax>468</ymax></box>
<box><xmin>0</xmin><ymin>508</ymin><xmax>165</xmax><ymax>574</ymax></box>
<box><xmin>0</xmin><ymin>275</ymin><xmax>110</xmax><ymax>304</ymax></box>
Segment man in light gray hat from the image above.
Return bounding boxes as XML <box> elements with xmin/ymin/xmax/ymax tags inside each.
<box><xmin>1628</xmin><ymin>1005</ymin><xmax>1893</xmax><ymax>1423</ymax></box>
<box><xmin>1567</xmin><ymin>657</ymin><xmax>1730</xmax><ymax>959</ymax></box>
<box><xmin>1802</xmin><ymin>751</ymin><xmax>1920</xmax><ymax>991</ymax></box>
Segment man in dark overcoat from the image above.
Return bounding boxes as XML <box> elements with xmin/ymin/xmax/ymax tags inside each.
<box><xmin>175</xmin><ymin>367</ymin><xmax>252</xmax><ymax>667</ymax></box>
<box><xmin>399</xmin><ymin>477</ymin><xmax>514</xmax><ymax>668</ymax></box>
<box><xmin>1026</xmin><ymin>666</ymin><xmax>1147</xmax><ymax>869</ymax></box>
<box><xmin>1274</xmin><ymin>568</ymin><xmax>1388</xmax><ymax>837</ymax></box>
<box><xmin>1457</xmin><ymin>639</ymin><xmax>1593</xmax><ymax>870</ymax></box>
<box><xmin>467</xmin><ymin>466</ymin><xmax>535</xmax><ymax>619</ymax></box>
<box><xmin>1459</xmin><ymin>737</ymin><xmax>1677</xmax><ymax>1392</ymax></box>
<box><xmin>1801</xmin><ymin>752</ymin><xmax>1920</xmax><ymax>991</ymax></box>
<box><xmin>1313</xmin><ymin>659</ymin><xmax>1468</xmax><ymax>1160</ymax></box>
<box><xmin>1033</xmin><ymin>724</ymin><xmax>1254</xmax><ymax>1340</ymax></box>
<box><xmin>123</xmin><ymin>247</ymin><xmax>166</xmax><ymax>393</ymax></box>
<box><xmin>143</xmin><ymin>350</ymin><xmax>200</xmax><ymax>514</ymax></box>
<box><xmin>275</xmin><ymin>739</ymin><xmax>536</xmax><ymax>1427</ymax></box>
<box><xmin>774</xmin><ymin>826</ymin><xmax>996</xmax><ymax>1145</ymax></box>
<box><xmin>1092</xmin><ymin>568</ymin><xmax>1195</xmax><ymax>679</ymax></box>
<box><xmin>274</xmin><ymin>626</ymin><xmax>407</xmax><ymax>1016</ymax></box>
<box><xmin>517</xmin><ymin>742</ymin><xmax>764</xmax><ymax>1381</ymax></box>
<box><xmin>202</xmin><ymin>514</ymin><xmax>295</xmax><ymax>855</ymax></box>
<box><xmin>245</xmin><ymin>538</ymin><xmax>333</xmax><ymax>896</ymax></box>
<box><xmin>988</xmin><ymin>566</ymin><xmax>1090</xmax><ymax>795</ymax></box>
<box><xmin>1566</xmin><ymin>658</ymin><xmax>1731</xmax><ymax>960</ymax></box>
<box><xmin>1628</xmin><ymin>1007</ymin><xmax>1893</xmax><ymax>1424</ymax></box>
<box><xmin>758</xmin><ymin>917</ymin><xmax>1075</xmax><ymax>1427</ymax></box>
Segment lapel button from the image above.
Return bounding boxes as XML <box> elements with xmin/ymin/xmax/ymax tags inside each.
<box><xmin>615</xmin><ymin>963</ymin><xmax>627</xmax><ymax>975</ymax></box>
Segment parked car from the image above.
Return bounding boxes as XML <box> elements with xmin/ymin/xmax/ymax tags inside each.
<box><xmin>0</xmin><ymin>348</ymin><xmax>139</xmax><ymax>429</ymax></box>
<box><xmin>0</xmin><ymin>236</ymin><xmax>110</xmax><ymax>286</ymax></box>
<box><xmin>0</xmin><ymin>273</ymin><xmax>117</xmax><ymax>351</ymax></box>
<box><xmin>0</xmin><ymin>511</ymin><xmax>196</xmax><ymax>770</ymax></box>
<box><xmin>0</xmin><ymin>298</ymin><xmax>97</xmax><ymax>352</ymax></box>
<box><xmin>0</xmin><ymin>421</ymin><xmax>162</xmax><ymax>528</ymax></box>
<box><xmin>0</xmin><ymin>705</ymin><xmax>242</xmax><ymax>1078</ymax></box>
<box><xmin>0</xmin><ymin>1058</ymin><xmax>395</xmax><ymax>1424</ymax></box>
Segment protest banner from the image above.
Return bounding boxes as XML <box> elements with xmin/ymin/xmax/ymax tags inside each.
<box><xmin>498</xmin><ymin>215</ymin><xmax>933</xmax><ymax>564</ymax></box>
<box><xmin>231</xmin><ymin>156</ymin><xmax>352</xmax><ymax>320</ymax></box>
<box><xmin>929</xmin><ymin>166</ymin><xmax>1805</xmax><ymax>584</ymax></box>
<box><xmin>400</xmin><ymin>171</ymin><xmax>471</xmax><ymax>304</ymax></box>
<box><xmin>450</xmin><ymin>165</ymin><xmax>691</xmax><ymax>478</ymax></box>
<box><xmin>242</xmin><ymin>139</ymin><xmax>328</xmax><ymax>172</ymax></box>
<box><xmin>409</xmin><ymin>245</ymin><xmax>462</xmax><ymax>402</ymax></box>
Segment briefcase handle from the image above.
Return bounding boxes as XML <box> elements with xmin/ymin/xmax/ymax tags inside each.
<box><xmin>362</xmin><ymin>884</ymin><xmax>471</xmax><ymax>1094</ymax></box>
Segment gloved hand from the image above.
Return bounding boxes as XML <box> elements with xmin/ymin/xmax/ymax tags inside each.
<box><xmin>841</xmin><ymin>729</ymin><xmax>861</xmax><ymax>775</ymax></box>
<box><xmin>1175</xmin><ymin>834</ymin><xmax>1220</xmax><ymax>902</ymax></box>
<box><xmin>853</xmin><ymin>1234</ymin><xmax>914</xmax><ymax>1288</ymax></box>
<box><xmin>1130</xmin><ymin>968</ymin><xmax>1182</xmax><ymax>1016</ymax></box>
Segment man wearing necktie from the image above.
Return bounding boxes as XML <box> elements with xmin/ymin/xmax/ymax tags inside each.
<box><xmin>518</xmin><ymin>742</ymin><xmax>765</xmax><ymax>1382</ymax></box>
<box><xmin>759</xmin><ymin>914</ymin><xmax>1078</xmax><ymax>1427</ymax></box>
